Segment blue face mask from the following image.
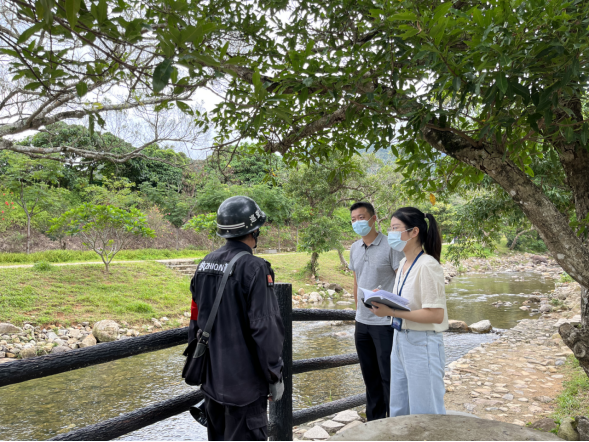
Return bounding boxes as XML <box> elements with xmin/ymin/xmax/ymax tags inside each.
<box><xmin>387</xmin><ymin>229</ymin><xmax>412</xmax><ymax>252</ymax></box>
<box><xmin>352</xmin><ymin>219</ymin><xmax>373</xmax><ymax>236</ymax></box>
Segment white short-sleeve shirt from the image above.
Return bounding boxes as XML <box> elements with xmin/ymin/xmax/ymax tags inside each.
<box><xmin>393</xmin><ymin>253</ymin><xmax>448</xmax><ymax>332</ymax></box>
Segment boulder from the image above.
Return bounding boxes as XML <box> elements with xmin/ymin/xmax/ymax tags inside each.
<box><xmin>92</xmin><ymin>320</ymin><xmax>119</xmax><ymax>342</ymax></box>
<box><xmin>79</xmin><ymin>334</ymin><xmax>97</xmax><ymax>348</ymax></box>
<box><xmin>51</xmin><ymin>346</ymin><xmax>70</xmax><ymax>354</ymax></box>
<box><xmin>531</xmin><ymin>255</ymin><xmax>549</xmax><ymax>264</ymax></box>
<box><xmin>46</xmin><ymin>331</ymin><xmax>58</xmax><ymax>341</ymax></box>
<box><xmin>334</xmin><ymin>284</ymin><xmax>344</xmax><ymax>293</ymax></box>
<box><xmin>0</xmin><ymin>323</ymin><xmax>22</xmax><ymax>334</ymax></box>
<box><xmin>308</xmin><ymin>292</ymin><xmax>323</xmax><ymax>303</ymax></box>
<box><xmin>468</xmin><ymin>320</ymin><xmax>492</xmax><ymax>334</ymax></box>
<box><xmin>331</xmin><ymin>414</ymin><xmax>560</xmax><ymax>441</ymax></box>
<box><xmin>327</xmin><ymin>289</ymin><xmax>336</xmax><ymax>297</ymax></box>
<box><xmin>20</xmin><ymin>347</ymin><xmax>37</xmax><ymax>359</ymax></box>
<box><xmin>447</xmin><ymin>320</ymin><xmax>469</xmax><ymax>333</ymax></box>
<box><xmin>69</xmin><ymin>329</ymin><xmax>82</xmax><ymax>339</ymax></box>
<box><xmin>336</xmin><ymin>421</ymin><xmax>362</xmax><ymax>434</ymax></box>
<box><xmin>539</xmin><ymin>305</ymin><xmax>553</xmax><ymax>313</ymax></box>
<box><xmin>530</xmin><ymin>418</ymin><xmax>558</xmax><ymax>433</ymax></box>
<box><xmin>298</xmin><ymin>288</ymin><xmax>305</xmax><ymax>296</ymax></box>
<box><xmin>558</xmin><ymin>418</ymin><xmax>579</xmax><ymax>441</ymax></box>
<box><xmin>575</xmin><ymin>417</ymin><xmax>589</xmax><ymax>441</ymax></box>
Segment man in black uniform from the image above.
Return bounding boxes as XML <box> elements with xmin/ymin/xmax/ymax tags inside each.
<box><xmin>189</xmin><ymin>195</ymin><xmax>285</xmax><ymax>441</ymax></box>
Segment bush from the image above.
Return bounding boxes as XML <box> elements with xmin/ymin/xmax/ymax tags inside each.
<box><xmin>33</xmin><ymin>261</ymin><xmax>54</xmax><ymax>272</ymax></box>
<box><xmin>506</xmin><ymin>229</ymin><xmax>548</xmax><ymax>253</ymax></box>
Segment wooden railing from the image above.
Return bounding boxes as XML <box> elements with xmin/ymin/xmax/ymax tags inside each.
<box><xmin>0</xmin><ymin>283</ymin><xmax>364</xmax><ymax>441</ymax></box>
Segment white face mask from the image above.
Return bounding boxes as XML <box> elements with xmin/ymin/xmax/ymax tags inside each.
<box><xmin>387</xmin><ymin>228</ymin><xmax>413</xmax><ymax>252</ymax></box>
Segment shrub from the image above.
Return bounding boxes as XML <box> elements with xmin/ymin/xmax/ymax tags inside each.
<box><xmin>33</xmin><ymin>261</ymin><xmax>54</xmax><ymax>272</ymax></box>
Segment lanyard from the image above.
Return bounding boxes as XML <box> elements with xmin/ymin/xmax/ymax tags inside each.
<box><xmin>396</xmin><ymin>251</ymin><xmax>424</xmax><ymax>298</ymax></box>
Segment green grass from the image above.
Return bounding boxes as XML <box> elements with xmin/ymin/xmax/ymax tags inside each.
<box><xmin>551</xmin><ymin>356</ymin><xmax>589</xmax><ymax>422</ymax></box>
<box><xmin>0</xmin><ymin>248</ymin><xmax>208</xmax><ymax>265</ymax></box>
<box><xmin>0</xmin><ymin>262</ymin><xmax>191</xmax><ymax>327</ymax></box>
<box><xmin>263</xmin><ymin>250</ymin><xmax>354</xmax><ymax>293</ymax></box>
<box><xmin>561</xmin><ymin>273</ymin><xmax>575</xmax><ymax>283</ymax></box>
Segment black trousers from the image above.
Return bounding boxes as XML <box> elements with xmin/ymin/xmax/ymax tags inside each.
<box><xmin>204</xmin><ymin>394</ymin><xmax>268</xmax><ymax>441</ymax></box>
<box><xmin>354</xmin><ymin>321</ymin><xmax>395</xmax><ymax>421</ymax></box>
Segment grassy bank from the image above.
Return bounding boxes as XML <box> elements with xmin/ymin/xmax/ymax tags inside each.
<box><xmin>0</xmin><ymin>248</ymin><xmax>208</xmax><ymax>265</ymax></box>
<box><xmin>551</xmin><ymin>356</ymin><xmax>589</xmax><ymax>423</ymax></box>
<box><xmin>0</xmin><ymin>262</ymin><xmax>191</xmax><ymax>327</ymax></box>
<box><xmin>0</xmin><ymin>251</ymin><xmax>352</xmax><ymax>327</ymax></box>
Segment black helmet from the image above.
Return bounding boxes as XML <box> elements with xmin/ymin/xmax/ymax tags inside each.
<box><xmin>216</xmin><ymin>196</ymin><xmax>267</xmax><ymax>238</ymax></box>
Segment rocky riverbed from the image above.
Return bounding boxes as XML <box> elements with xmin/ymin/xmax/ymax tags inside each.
<box><xmin>0</xmin><ymin>317</ymin><xmax>175</xmax><ymax>361</ymax></box>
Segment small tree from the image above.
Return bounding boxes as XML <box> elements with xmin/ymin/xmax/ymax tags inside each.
<box><xmin>50</xmin><ymin>204</ymin><xmax>154</xmax><ymax>273</ymax></box>
<box><xmin>0</xmin><ymin>152</ymin><xmax>65</xmax><ymax>253</ymax></box>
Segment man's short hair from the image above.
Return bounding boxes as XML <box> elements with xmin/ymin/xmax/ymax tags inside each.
<box><xmin>350</xmin><ymin>201</ymin><xmax>375</xmax><ymax>218</ymax></box>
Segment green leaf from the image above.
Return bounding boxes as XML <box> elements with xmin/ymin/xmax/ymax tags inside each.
<box><xmin>432</xmin><ymin>3</ymin><xmax>453</xmax><ymax>23</ymax></box>
<box><xmin>497</xmin><ymin>73</ymin><xmax>508</xmax><ymax>94</ymax></box>
<box><xmin>252</xmin><ymin>69</ymin><xmax>262</xmax><ymax>88</ymax></box>
<box><xmin>572</xmin><ymin>58</ymin><xmax>581</xmax><ymax>76</ymax></box>
<box><xmin>153</xmin><ymin>59</ymin><xmax>174</xmax><ymax>94</ymax></box>
<box><xmin>75</xmin><ymin>81</ymin><xmax>88</xmax><ymax>97</ymax></box>
<box><xmin>97</xmin><ymin>0</ymin><xmax>107</xmax><ymax>24</ymax></box>
<box><xmin>65</xmin><ymin>0</ymin><xmax>81</xmax><ymax>28</ymax></box>
<box><xmin>388</xmin><ymin>11</ymin><xmax>419</xmax><ymax>21</ymax></box>
<box><xmin>472</xmin><ymin>8</ymin><xmax>484</xmax><ymax>27</ymax></box>
<box><xmin>452</xmin><ymin>76</ymin><xmax>461</xmax><ymax>91</ymax></box>
<box><xmin>17</xmin><ymin>23</ymin><xmax>43</xmax><ymax>44</ymax></box>
<box><xmin>299</xmin><ymin>87</ymin><xmax>309</xmax><ymax>104</ymax></box>
<box><xmin>430</xmin><ymin>19</ymin><xmax>447</xmax><ymax>45</ymax></box>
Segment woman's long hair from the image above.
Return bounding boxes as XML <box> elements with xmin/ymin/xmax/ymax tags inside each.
<box><xmin>392</xmin><ymin>207</ymin><xmax>442</xmax><ymax>263</ymax></box>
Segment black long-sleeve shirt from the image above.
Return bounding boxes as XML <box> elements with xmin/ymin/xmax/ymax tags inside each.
<box><xmin>189</xmin><ymin>239</ymin><xmax>284</xmax><ymax>406</ymax></box>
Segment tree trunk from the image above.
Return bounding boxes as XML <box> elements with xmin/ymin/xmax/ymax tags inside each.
<box><xmin>423</xmin><ymin>125</ymin><xmax>589</xmax><ymax>370</ymax></box>
<box><xmin>560</xmin><ymin>286</ymin><xmax>589</xmax><ymax>376</ymax></box>
<box><xmin>104</xmin><ymin>261</ymin><xmax>109</xmax><ymax>274</ymax></box>
<box><xmin>337</xmin><ymin>247</ymin><xmax>349</xmax><ymax>270</ymax></box>
<box><xmin>26</xmin><ymin>213</ymin><xmax>31</xmax><ymax>254</ymax></box>
<box><xmin>310</xmin><ymin>252</ymin><xmax>319</xmax><ymax>276</ymax></box>
<box><xmin>509</xmin><ymin>227</ymin><xmax>535</xmax><ymax>251</ymax></box>
<box><xmin>278</xmin><ymin>227</ymin><xmax>281</xmax><ymax>253</ymax></box>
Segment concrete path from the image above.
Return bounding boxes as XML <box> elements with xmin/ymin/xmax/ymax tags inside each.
<box><xmin>0</xmin><ymin>251</ymin><xmax>300</xmax><ymax>270</ymax></box>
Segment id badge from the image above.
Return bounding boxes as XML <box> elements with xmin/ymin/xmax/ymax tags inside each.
<box><xmin>392</xmin><ymin>317</ymin><xmax>403</xmax><ymax>331</ymax></box>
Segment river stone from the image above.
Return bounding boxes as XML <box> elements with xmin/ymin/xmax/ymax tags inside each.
<box><xmin>447</xmin><ymin>320</ymin><xmax>469</xmax><ymax>333</ymax></box>
<box><xmin>0</xmin><ymin>323</ymin><xmax>22</xmax><ymax>334</ymax></box>
<box><xmin>530</xmin><ymin>418</ymin><xmax>558</xmax><ymax>433</ymax></box>
<box><xmin>20</xmin><ymin>347</ymin><xmax>37</xmax><ymax>359</ymax></box>
<box><xmin>575</xmin><ymin>417</ymin><xmax>589</xmax><ymax>441</ymax></box>
<box><xmin>333</xmin><ymin>410</ymin><xmax>361</xmax><ymax>424</ymax></box>
<box><xmin>93</xmin><ymin>320</ymin><xmax>119</xmax><ymax>342</ymax></box>
<box><xmin>320</xmin><ymin>420</ymin><xmax>345</xmax><ymax>431</ymax></box>
<box><xmin>308</xmin><ymin>292</ymin><xmax>323</xmax><ymax>303</ymax></box>
<box><xmin>558</xmin><ymin>418</ymin><xmax>579</xmax><ymax>441</ymax></box>
<box><xmin>69</xmin><ymin>329</ymin><xmax>82</xmax><ymax>339</ymax></box>
<box><xmin>330</xmin><ymin>414</ymin><xmax>561</xmax><ymax>441</ymax></box>
<box><xmin>540</xmin><ymin>305</ymin><xmax>553</xmax><ymax>313</ymax></box>
<box><xmin>303</xmin><ymin>425</ymin><xmax>329</xmax><ymax>440</ymax></box>
<box><xmin>79</xmin><ymin>334</ymin><xmax>97</xmax><ymax>348</ymax></box>
<box><xmin>468</xmin><ymin>320</ymin><xmax>493</xmax><ymax>334</ymax></box>
<box><xmin>51</xmin><ymin>346</ymin><xmax>70</xmax><ymax>354</ymax></box>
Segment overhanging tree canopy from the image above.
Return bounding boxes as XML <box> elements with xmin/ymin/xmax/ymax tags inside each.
<box><xmin>4</xmin><ymin>0</ymin><xmax>589</xmax><ymax>369</ymax></box>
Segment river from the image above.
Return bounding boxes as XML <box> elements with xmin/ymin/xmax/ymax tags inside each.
<box><xmin>0</xmin><ymin>272</ymin><xmax>553</xmax><ymax>440</ymax></box>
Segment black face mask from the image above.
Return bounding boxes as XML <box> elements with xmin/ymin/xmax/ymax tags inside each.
<box><xmin>252</xmin><ymin>229</ymin><xmax>260</xmax><ymax>249</ymax></box>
